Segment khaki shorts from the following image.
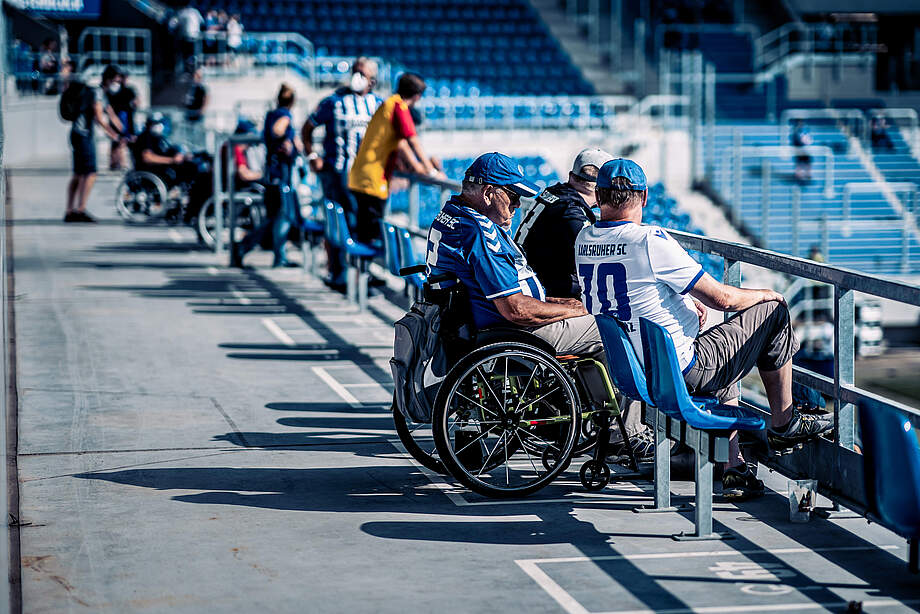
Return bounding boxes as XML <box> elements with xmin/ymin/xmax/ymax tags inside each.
<box><xmin>683</xmin><ymin>301</ymin><xmax>800</xmax><ymax>402</ymax></box>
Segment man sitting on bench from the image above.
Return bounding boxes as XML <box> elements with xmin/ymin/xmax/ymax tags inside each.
<box><xmin>574</xmin><ymin>158</ymin><xmax>834</xmax><ymax>501</ymax></box>
<box><xmin>425</xmin><ymin>152</ymin><xmax>605</xmax><ymax>361</ymax></box>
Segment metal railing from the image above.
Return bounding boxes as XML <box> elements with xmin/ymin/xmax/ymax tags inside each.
<box><xmin>194</xmin><ymin>31</ymin><xmax>315</xmax><ymax>81</ymax></box>
<box><xmin>415</xmin><ymin>95</ymin><xmax>637</xmax><ymax>131</ymax></box>
<box><xmin>779</xmin><ymin>108</ymin><xmax>867</xmax><ymax>149</ymax></box>
<box><xmin>76</xmin><ymin>27</ymin><xmax>151</xmax><ymax>78</ymax></box>
<box><xmin>756</xmin><ymin>21</ymin><xmax>879</xmax><ymax>71</ymax></box>
<box><xmin>670</xmin><ymin>228</ymin><xmax>920</xmax><ymax>517</ymax></box>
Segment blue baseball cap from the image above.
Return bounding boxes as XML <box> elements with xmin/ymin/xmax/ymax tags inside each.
<box><xmin>464</xmin><ymin>152</ymin><xmax>540</xmax><ymax>198</ymax></box>
<box><xmin>597</xmin><ymin>158</ymin><xmax>648</xmax><ymax>191</ymax></box>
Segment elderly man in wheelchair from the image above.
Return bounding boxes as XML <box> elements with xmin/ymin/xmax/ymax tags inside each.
<box><xmin>416</xmin><ymin>152</ymin><xmax>640</xmax><ymax>498</ymax></box>
<box><xmin>114</xmin><ymin>112</ymin><xmax>212</xmax><ymax>226</ymax></box>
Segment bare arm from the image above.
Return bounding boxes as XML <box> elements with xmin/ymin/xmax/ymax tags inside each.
<box><xmin>395</xmin><ymin>138</ymin><xmax>428</xmax><ymax>175</ymax></box>
<box><xmin>237</xmin><ymin>164</ymin><xmax>262</xmax><ymax>182</ymax></box>
<box><xmin>406</xmin><ymin>135</ymin><xmax>437</xmax><ymax>174</ymax></box>
<box><xmin>142</xmin><ymin>149</ymin><xmax>182</xmax><ymax>166</ymax></box>
<box><xmin>493</xmin><ymin>293</ymin><xmax>587</xmax><ymax>327</ymax></box>
<box><xmin>93</xmin><ymin>102</ymin><xmax>120</xmax><ymax>140</ymax></box>
<box><xmin>689</xmin><ymin>273</ymin><xmax>785</xmax><ymax>312</ymax></box>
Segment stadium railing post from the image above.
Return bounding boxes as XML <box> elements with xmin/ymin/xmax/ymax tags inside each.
<box><xmin>791</xmin><ymin>185</ymin><xmax>801</xmax><ymax>257</ymax></box>
<box><xmin>833</xmin><ymin>285</ymin><xmax>855</xmax><ymax>453</ymax></box>
<box><xmin>760</xmin><ymin>158</ymin><xmax>771</xmax><ymax>247</ymax></box>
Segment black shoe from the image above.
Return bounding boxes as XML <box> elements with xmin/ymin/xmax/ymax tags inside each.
<box><xmin>608</xmin><ymin>429</ymin><xmax>655</xmax><ymax>464</ymax></box>
<box><xmin>721</xmin><ymin>465</ymin><xmax>765</xmax><ymax>501</ymax></box>
<box><xmin>75</xmin><ymin>211</ymin><xmax>97</xmax><ymax>223</ymax></box>
<box><xmin>63</xmin><ymin>212</ymin><xmax>78</xmax><ymax>222</ymax></box>
<box><xmin>229</xmin><ymin>245</ymin><xmax>245</xmax><ymax>268</ymax></box>
<box><xmin>768</xmin><ymin>410</ymin><xmax>834</xmax><ymax>449</ymax></box>
<box><xmin>368</xmin><ymin>275</ymin><xmax>387</xmax><ymax>287</ymax></box>
<box><xmin>323</xmin><ymin>278</ymin><xmax>347</xmax><ymax>294</ymax></box>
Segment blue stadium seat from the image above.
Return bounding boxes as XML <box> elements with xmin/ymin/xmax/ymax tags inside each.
<box><xmin>396</xmin><ymin>228</ymin><xmax>425</xmax><ymax>291</ymax></box>
<box><xmin>859</xmin><ymin>398</ymin><xmax>920</xmax><ymax>572</ymax></box>
<box><xmin>639</xmin><ymin>318</ymin><xmax>765</xmax><ymax>431</ymax></box>
<box><xmin>380</xmin><ymin>221</ymin><xmax>402</xmax><ymax>276</ymax></box>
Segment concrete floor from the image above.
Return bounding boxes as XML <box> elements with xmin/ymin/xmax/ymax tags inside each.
<box><xmin>8</xmin><ymin>172</ymin><xmax>920</xmax><ymax>613</ymax></box>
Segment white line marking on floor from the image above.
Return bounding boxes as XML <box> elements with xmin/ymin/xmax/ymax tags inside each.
<box><xmin>261</xmin><ymin>318</ymin><xmax>295</xmax><ymax>346</ymax></box>
<box><xmin>207</xmin><ymin>267</ymin><xmax>219</xmax><ymax>276</ymax></box>
<box><xmin>168</xmin><ymin>229</ymin><xmax>182</xmax><ymax>243</ymax></box>
<box><xmin>388</xmin><ymin>439</ymin><xmax>472</xmax><ymax>507</ymax></box>
<box><xmin>312</xmin><ymin>366</ymin><xmax>361</xmax><ymax>407</ymax></box>
<box><xmin>516</xmin><ymin>545</ymin><xmax>906</xmax><ymax>614</ymax></box>
<box><xmin>228</xmin><ymin>284</ymin><xmax>251</xmax><ymax>305</ymax></box>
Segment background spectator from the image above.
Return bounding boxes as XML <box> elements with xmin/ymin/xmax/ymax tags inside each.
<box><xmin>303</xmin><ymin>57</ymin><xmax>382</xmax><ymax>291</ymax></box>
<box><xmin>38</xmin><ymin>38</ymin><xmax>60</xmax><ymax>95</ymax></box>
<box><xmin>64</xmin><ymin>67</ymin><xmax>121</xmax><ymax>223</ymax></box>
<box><xmin>176</xmin><ymin>3</ymin><xmax>203</xmax><ymax>70</ymax></box>
<box><xmin>792</xmin><ymin>120</ymin><xmax>813</xmax><ymax>182</ymax></box>
<box><xmin>870</xmin><ymin>116</ymin><xmax>895</xmax><ymax>151</ymax></box>
<box><xmin>108</xmin><ymin>69</ymin><xmax>138</xmax><ymax>170</ymax></box>
<box><xmin>348</xmin><ymin>72</ymin><xmax>441</xmax><ymax>245</ymax></box>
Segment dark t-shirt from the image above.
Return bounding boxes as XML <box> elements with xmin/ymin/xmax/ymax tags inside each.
<box><xmin>514</xmin><ymin>182</ymin><xmax>596</xmax><ymax>299</ymax></box>
<box><xmin>135</xmin><ymin>130</ymin><xmax>178</xmax><ymax>169</ymax></box>
<box><xmin>185</xmin><ymin>83</ymin><xmax>207</xmax><ymax>120</ymax></box>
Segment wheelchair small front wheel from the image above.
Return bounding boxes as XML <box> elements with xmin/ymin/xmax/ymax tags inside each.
<box><xmin>579</xmin><ymin>460</ymin><xmax>610</xmax><ymax>491</ymax></box>
<box><xmin>432</xmin><ymin>342</ymin><xmax>581</xmax><ymax>499</ymax></box>
<box><xmin>392</xmin><ymin>398</ymin><xmax>446</xmax><ymax>475</ymax></box>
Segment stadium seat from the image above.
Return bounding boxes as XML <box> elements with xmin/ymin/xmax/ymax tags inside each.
<box><xmin>639</xmin><ymin>318</ymin><xmax>765</xmax><ymax>431</ymax></box>
<box><xmin>859</xmin><ymin>398</ymin><xmax>920</xmax><ymax>573</ymax></box>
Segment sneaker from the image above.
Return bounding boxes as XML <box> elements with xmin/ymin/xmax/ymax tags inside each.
<box><xmin>721</xmin><ymin>465</ymin><xmax>765</xmax><ymax>501</ymax></box>
<box><xmin>63</xmin><ymin>211</ymin><xmax>78</xmax><ymax>222</ymax></box>
<box><xmin>74</xmin><ymin>211</ymin><xmax>97</xmax><ymax>223</ymax></box>
<box><xmin>768</xmin><ymin>410</ymin><xmax>834</xmax><ymax>449</ymax></box>
<box><xmin>609</xmin><ymin>429</ymin><xmax>655</xmax><ymax>464</ymax></box>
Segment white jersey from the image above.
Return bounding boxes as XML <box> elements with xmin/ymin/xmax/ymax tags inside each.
<box><xmin>575</xmin><ymin>221</ymin><xmax>704</xmax><ymax>371</ymax></box>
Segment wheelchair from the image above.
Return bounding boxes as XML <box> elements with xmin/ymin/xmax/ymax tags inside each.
<box><xmin>113</xmin><ymin>152</ymin><xmax>212</xmax><ymax>225</ymax></box>
<box><xmin>196</xmin><ymin>183</ymin><xmax>267</xmax><ymax>251</ymax></box>
<box><xmin>393</xmin><ymin>265</ymin><xmax>642</xmax><ymax>499</ymax></box>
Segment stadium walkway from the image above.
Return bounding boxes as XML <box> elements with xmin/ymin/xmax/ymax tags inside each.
<box><xmin>7</xmin><ymin>171</ymin><xmax>920</xmax><ymax>613</ymax></box>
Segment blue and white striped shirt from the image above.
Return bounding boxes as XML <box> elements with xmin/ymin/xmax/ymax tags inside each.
<box><xmin>308</xmin><ymin>87</ymin><xmax>382</xmax><ymax>174</ymax></box>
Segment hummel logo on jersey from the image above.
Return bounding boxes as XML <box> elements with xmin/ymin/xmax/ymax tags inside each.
<box><xmin>482</xmin><ymin>227</ymin><xmax>497</xmax><ymax>240</ymax></box>
<box><xmin>486</xmin><ymin>240</ymin><xmax>502</xmax><ymax>253</ymax></box>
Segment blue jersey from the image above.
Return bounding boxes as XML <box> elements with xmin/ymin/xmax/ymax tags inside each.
<box><xmin>308</xmin><ymin>87</ymin><xmax>382</xmax><ymax>175</ymax></box>
<box><xmin>264</xmin><ymin>107</ymin><xmax>296</xmax><ymax>184</ymax></box>
<box><xmin>426</xmin><ymin>197</ymin><xmax>546</xmax><ymax>329</ymax></box>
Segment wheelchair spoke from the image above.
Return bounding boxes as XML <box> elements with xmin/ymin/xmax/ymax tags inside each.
<box><xmin>453</xmin><ymin>425</ymin><xmax>497</xmax><ymax>456</ymax></box>
<box><xmin>514</xmin><ymin>430</ymin><xmax>541</xmax><ymax>476</ymax></box>
<box><xmin>476</xmin><ymin>366</ymin><xmax>504</xmax><ymax>409</ymax></box>
<box><xmin>476</xmin><ymin>431</ymin><xmax>506</xmax><ymax>478</ymax></box>
<box><xmin>512</xmin><ymin>364</ymin><xmax>539</xmax><ymax>414</ymax></box>
<box><xmin>518</xmin><ymin>386</ymin><xmax>561</xmax><ymax>412</ymax></box>
<box><xmin>504</xmin><ymin>432</ymin><xmax>510</xmax><ymax>485</ymax></box>
<box><xmin>453</xmin><ymin>391</ymin><xmax>499</xmax><ymax>418</ymax></box>
<box><xmin>503</xmin><ymin>356</ymin><xmax>508</xmax><ymax>412</ymax></box>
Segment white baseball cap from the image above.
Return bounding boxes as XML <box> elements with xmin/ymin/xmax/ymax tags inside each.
<box><xmin>571</xmin><ymin>148</ymin><xmax>615</xmax><ymax>181</ymax></box>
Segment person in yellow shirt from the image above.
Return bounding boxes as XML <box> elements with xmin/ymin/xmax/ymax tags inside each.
<box><xmin>348</xmin><ymin>72</ymin><xmax>441</xmax><ymax>244</ymax></box>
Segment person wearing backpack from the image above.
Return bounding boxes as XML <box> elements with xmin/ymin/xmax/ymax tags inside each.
<box><xmin>62</xmin><ymin>65</ymin><xmax>121</xmax><ymax>223</ymax></box>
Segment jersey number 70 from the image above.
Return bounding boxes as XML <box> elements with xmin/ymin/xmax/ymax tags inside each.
<box><xmin>578</xmin><ymin>262</ymin><xmax>631</xmax><ymax>320</ymax></box>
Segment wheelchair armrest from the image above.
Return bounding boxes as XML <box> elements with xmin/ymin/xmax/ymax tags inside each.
<box><xmin>475</xmin><ymin>326</ymin><xmax>557</xmax><ymax>357</ymax></box>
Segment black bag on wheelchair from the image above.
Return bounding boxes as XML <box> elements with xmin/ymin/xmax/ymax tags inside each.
<box><xmin>390</xmin><ymin>300</ymin><xmax>450</xmax><ymax>423</ymax></box>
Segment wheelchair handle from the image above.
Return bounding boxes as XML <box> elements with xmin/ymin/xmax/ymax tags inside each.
<box><xmin>399</xmin><ymin>265</ymin><xmax>425</xmax><ymax>276</ymax></box>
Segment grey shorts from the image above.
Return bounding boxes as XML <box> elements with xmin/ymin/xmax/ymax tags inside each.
<box><xmin>683</xmin><ymin>301</ymin><xmax>800</xmax><ymax>403</ymax></box>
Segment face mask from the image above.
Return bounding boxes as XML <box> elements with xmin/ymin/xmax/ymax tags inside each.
<box><xmin>150</xmin><ymin>123</ymin><xmax>164</xmax><ymax>136</ymax></box>
<box><xmin>108</xmin><ymin>82</ymin><xmax>121</xmax><ymax>94</ymax></box>
<box><xmin>350</xmin><ymin>72</ymin><xmax>369</xmax><ymax>93</ymax></box>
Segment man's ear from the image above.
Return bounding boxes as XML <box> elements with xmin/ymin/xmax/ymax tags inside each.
<box><xmin>642</xmin><ymin>190</ymin><xmax>648</xmax><ymax>207</ymax></box>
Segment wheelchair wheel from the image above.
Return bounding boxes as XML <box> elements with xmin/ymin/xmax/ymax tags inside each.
<box><xmin>392</xmin><ymin>398</ymin><xmax>446</xmax><ymax>475</ymax></box>
<box><xmin>432</xmin><ymin>342</ymin><xmax>581</xmax><ymax>498</ymax></box>
<box><xmin>197</xmin><ymin>194</ymin><xmax>265</xmax><ymax>251</ymax></box>
<box><xmin>114</xmin><ymin>171</ymin><xmax>168</xmax><ymax>222</ymax></box>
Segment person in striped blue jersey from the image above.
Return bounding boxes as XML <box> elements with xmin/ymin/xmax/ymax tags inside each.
<box><xmin>426</xmin><ymin>153</ymin><xmax>605</xmax><ymax>359</ymax></box>
<box><xmin>303</xmin><ymin>58</ymin><xmax>382</xmax><ymax>289</ymax></box>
